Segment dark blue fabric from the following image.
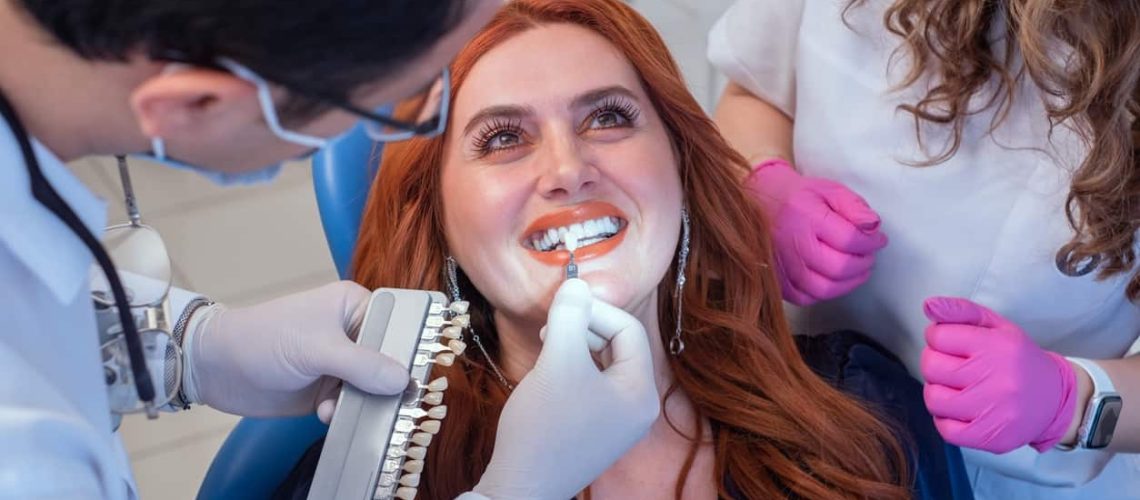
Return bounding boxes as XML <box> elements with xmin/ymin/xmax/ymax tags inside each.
<box><xmin>796</xmin><ymin>331</ymin><xmax>974</xmax><ymax>500</ymax></box>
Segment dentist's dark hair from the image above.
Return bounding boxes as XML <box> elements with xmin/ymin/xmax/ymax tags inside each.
<box><xmin>13</xmin><ymin>0</ymin><xmax>468</xmax><ymax>123</ymax></box>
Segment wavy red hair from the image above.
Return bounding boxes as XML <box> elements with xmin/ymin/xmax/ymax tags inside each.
<box><xmin>353</xmin><ymin>1</ymin><xmax>908</xmax><ymax>498</ymax></box>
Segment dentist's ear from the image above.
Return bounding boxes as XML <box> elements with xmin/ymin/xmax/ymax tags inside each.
<box><xmin>128</xmin><ymin>65</ymin><xmax>259</xmax><ymax>140</ymax></box>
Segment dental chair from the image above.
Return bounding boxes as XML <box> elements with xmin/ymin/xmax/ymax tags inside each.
<box><xmin>197</xmin><ymin>124</ymin><xmax>382</xmax><ymax>500</ymax></box>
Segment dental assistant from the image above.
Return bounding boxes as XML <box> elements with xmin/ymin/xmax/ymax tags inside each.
<box><xmin>709</xmin><ymin>0</ymin><xmax>1140</xmax><ymax>498</ymax></box>
<box><xmin>0</xmin><ymin>0</ymin><xmax>660</xmax><ymax>498</ymax></box>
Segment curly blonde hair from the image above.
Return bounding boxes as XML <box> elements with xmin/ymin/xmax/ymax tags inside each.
<box><xmin>849</xmin><ymin>0</ymin><xmax>1140</xmax><ymax>296</ymax></box>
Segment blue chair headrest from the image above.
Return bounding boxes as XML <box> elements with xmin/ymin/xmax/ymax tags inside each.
<box><xmin>311</xmin><ymin>123</ymin><xmax>384</xmax><ymax>279</ymax></box>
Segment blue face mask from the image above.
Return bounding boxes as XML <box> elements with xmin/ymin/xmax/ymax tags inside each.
<box><xmin>145</xmin><ymin>137</ymin><xmax>283</xmax><ymax>186</ymax></box>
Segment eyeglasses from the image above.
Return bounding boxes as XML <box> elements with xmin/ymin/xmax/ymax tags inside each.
<box><xmin>215</xmin><ymin>58</ymin><xmax>450</xmax><ymax>149</ymax></box>
<box><xmin>90</xmin><ymin>156</ymin><xmax>180</xmax><ymax>422</ymax></box>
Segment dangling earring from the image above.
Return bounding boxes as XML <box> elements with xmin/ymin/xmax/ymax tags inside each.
<box><xmin>443</xmin><ymin>256</ymin><xmax>515</xmax><ymax>391</ymax></box>
<box><xmin>670</xmin><ymin>208</ymin><xmax>691</xmax><ymax>356</ymax></box>
<box><xmin>444</xmin><ymin>255</ymin><xmax>462</xmax><ymax>302</ymax></box>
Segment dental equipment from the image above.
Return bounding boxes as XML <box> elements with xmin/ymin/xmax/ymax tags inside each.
<box><xmin>565</xmin><ymin>233</ymin><xmax>579</xmax><ymax>280</ymax></box>
<box><xmin>308</xmin><ymin>289</ymin><xmax>470</xmax><ymax>500</ymax></box>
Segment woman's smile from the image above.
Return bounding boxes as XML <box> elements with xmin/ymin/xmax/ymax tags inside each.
<box><xmin>521</xmin><ymin>201</ymin><xmax>629</xmax><ymax>266</ymax></box>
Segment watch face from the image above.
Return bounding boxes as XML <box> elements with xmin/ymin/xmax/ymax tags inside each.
<box><xmin>1087</xmin><ymin>396</ymin><xmax>1123</xmax><ymax>449</ymax></box>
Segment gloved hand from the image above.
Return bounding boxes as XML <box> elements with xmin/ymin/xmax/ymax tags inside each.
<box><xmin>921</xmin><ymin>296</ymin><xmax>1078</xmax><ymax>453</ymax></box>
<box><xmin>182</xmin><ymin>281</ymin><xmax>409</xmax><ymax>419</ymax></box>
<box><xmin>468</xmin><ymin>279</ymin><xmax>660</xmax><ymax>500</ymax></box>
<box><xmin>744</xmin><ymin>158</ymin><xmax>887</xmax><ymax>305</ymax></box>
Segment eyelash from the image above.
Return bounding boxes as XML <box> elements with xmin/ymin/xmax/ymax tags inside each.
<box><xmin>471</xmin><ymin>98</ymin><xmax>642</xmax><ymax>157</ymax></box>
<box><xmin>586</xmin><ymin>97</ymin><xmax>641</xmax><ymax>130</ymax></box>
<box><xmin>472</xmin><ymin>118</ymin><xmax>524</xmax><ymax>157</ymax></box>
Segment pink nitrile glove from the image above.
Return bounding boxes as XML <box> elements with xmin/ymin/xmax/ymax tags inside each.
<box><xmin>920</xmin><ymin>297</ymin><xmax>1078</xmax><ymax>454</ymax></box>
<box><xmin>744</xmin><ymin>158</ymin><xmax>888</xmax><ymax>305</ymax></box>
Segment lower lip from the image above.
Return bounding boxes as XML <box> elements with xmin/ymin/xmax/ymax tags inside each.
<box><xmin>525</xmin><ymin>226</ymin><xmax>628</xmax><ymax>266</ymax></box>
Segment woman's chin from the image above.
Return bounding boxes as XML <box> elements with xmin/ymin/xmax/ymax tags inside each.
<box><xmin>579</xmin><ymin>274</ymin><xmax>639</xmax><ymax>311</ymax></box>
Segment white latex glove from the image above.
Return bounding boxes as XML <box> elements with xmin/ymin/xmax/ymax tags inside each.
<box><xmin>182</xmin><ymin>281</ymin><xmax>409</xmax><ymax>418</ymax></box>
<box><xmin>466</xmin><ymin>279</ymin><xmax>660</xmax><ymax>500</ymax></box>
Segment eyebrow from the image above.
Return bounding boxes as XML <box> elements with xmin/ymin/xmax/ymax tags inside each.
<box><xmin>461</xmin><ymin>85</ymin><xmax>641</xmax><ymax>137</ymax></box>
<box><xmin>570</xmin><ymin>85</ymin><xmax>640</xmax><ymax>110</ymax></box>
<box><xmin>462</xmin><ymin>104</ymin><xmax>536</xmax><ymax>137</ymax></box>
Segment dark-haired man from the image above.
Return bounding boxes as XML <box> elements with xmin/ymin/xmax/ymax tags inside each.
<box><xmin>0</xmin><ymin>1</ymin><xmax>660</xmax><ymax>498</ymax></box>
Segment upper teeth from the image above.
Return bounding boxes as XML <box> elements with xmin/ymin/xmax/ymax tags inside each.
<box><xmin>532</xmin><ymin>216</ymin><xmax>622</xmax><ymax>252</ymax></box>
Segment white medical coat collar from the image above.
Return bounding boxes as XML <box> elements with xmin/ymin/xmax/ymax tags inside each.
<box><xmin>0</xmin><ymin>118</ymin><xmax>107</xmax><ymax>303</ymax></box>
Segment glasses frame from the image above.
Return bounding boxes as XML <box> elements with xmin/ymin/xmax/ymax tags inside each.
<box><xmin>213</xmin><ymin>57</ymin><xmax>450</xmax><ymax>146</ymax></box>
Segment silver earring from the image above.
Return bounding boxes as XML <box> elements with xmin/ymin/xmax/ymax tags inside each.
<box><xmin>444</xmin><ymin>256</ymin><xmax>462</xmax><ymax>302</ymax></box>
<box><xmin>443</xmin><ymin>256</ymin><xmax>515</xmax><ymax>391</ymax></box>
<box><xmin>670</xmin><ymin>208</ymin><xmax>690</xmax><ymax>356</ymax></box>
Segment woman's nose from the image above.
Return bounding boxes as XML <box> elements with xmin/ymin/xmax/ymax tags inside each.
<box><xmin>535</xmin><ymin>136</ymin><xmax>599</xmax><ymax>199</ymax></box>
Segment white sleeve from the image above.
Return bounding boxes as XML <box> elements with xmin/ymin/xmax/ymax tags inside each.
<box><xmin>0</xmin><ymin>342</ymin><xmax>129</xmax><ymax>499</ymax></box>
<box><xmin>962</xmin><ymin>445</ymin><xmax>1113</xmax><ymax>487</ymax></box>
<box><xmin>707</xmin><ymin>0</ymin><xmax>806</xmax><ymax>118</ymax></box>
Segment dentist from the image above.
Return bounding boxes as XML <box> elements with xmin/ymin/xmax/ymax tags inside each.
<box><xmin>0</xmin><ymin>0</ymin><xmax>659</xmax><ymax>498</ymax></box>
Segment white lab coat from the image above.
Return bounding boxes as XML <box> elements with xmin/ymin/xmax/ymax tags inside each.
<box><xmin>709</xmin><ymin>0</ymin><xmax>1140</xmax><ymax>498</ymax></box>
<box><xmin>0</xmin><ymin>119</ymin><xmax>199</xmax><ymax>499</ymax></box>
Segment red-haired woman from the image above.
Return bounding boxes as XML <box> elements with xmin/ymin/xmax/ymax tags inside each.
<box><xmin>711</xmin><ymin>0</ymin><xmax>1140</xmax><ymax>498</ymax></box>
<box><xmin>314</xmin><ymin>0</ymin><xmax>917</xmax><ymax>498</ymax></box>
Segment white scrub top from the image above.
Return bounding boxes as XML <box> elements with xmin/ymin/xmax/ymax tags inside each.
<box><xmin>709</xmin><ymin>0</ymin><xmax>1140</xmax><ymax>498</ymax></box>
<box><xmin>0</xmin><ymin>119</ymin><xmax>198</xmax><ymax>499</ymax></box>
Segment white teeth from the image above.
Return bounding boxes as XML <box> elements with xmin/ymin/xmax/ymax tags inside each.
<box><xmin>585</xmin><ymin>219</ymin><xmax>599</xmax><ymax>236</ymax></box>
<box><xmin>604</xmin><ymin>217</ymin><xmax>618</xmax><ymax>233</ymax></box>
<box><xmin>530</xmin><ymin>216</ymin><xmax>624</xmax><ymax>252</ymax></box>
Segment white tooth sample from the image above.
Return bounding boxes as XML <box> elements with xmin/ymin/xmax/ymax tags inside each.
<box><xmin>565</xmin><ymin>232</ymin><xmax>579</xmax><ymax>252</ymax></box>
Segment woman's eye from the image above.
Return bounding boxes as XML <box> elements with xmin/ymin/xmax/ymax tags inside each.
<box><xmin>590</xmin><ymin>111</ymin><xmax>629</xmax><ymax>129</ymax></box>
<box><xmin>472</xmin><ymin>119</ymin><xmax>526</xmax><ymax>157</ymax></box>
<box><xmin>486</xmin><ymin>131</ymin><xmax>521</xmax><ymax>150</ymax></box>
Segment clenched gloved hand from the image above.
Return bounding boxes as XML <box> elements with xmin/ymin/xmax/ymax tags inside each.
<box><xmin>181</xmin><ymin>281</ymin><xmax>409</xmax><ymax>419</ymax></box>
<box><xmin>744</xmin><ymin>158</ymin><xmax>887</xmax><ymax>305</ymax></box>
<box><xmin>921</xmin><ymin>296</ymin><xmax>1078</xmax><ymax>453</ymax></box>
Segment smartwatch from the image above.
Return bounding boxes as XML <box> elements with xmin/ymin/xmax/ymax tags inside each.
<box><xmin>1059</xmin><ymin>358</ymin><xmax>1123</xmax><ymax>450</ymax></box>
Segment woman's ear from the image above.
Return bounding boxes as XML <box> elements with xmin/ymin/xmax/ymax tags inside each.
<box><xmin>128</xmin><ymin>66</ymin><xmax>260</xmax><ymax>140</ymax></box>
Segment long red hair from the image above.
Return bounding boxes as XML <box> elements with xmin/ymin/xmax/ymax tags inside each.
<box><xmin>353</xmin><ymin>1</ymin><xmax>908</xmax><ymax>498</ymax></box>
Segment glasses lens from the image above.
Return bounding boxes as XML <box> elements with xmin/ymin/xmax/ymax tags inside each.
<box><xmin>103</xmin><ymin>326</ymin><xmax>181</xmax><ymax>413</ymax></box>
<box><xmin>90</xmin><ymin>224</ymin><xmax>172</xmax><ymax>307</ymax></box>
<box><xmin>365</xmin><ymin>70</ymin><xmax>448</xmax><ymax>141</ymax></box>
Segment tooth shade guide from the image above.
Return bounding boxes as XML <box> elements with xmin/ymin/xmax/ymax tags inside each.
<box><xmin>565</xmin><ymin>232</ymin><xmax>579</xmax><ymax>253</ymax></box>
